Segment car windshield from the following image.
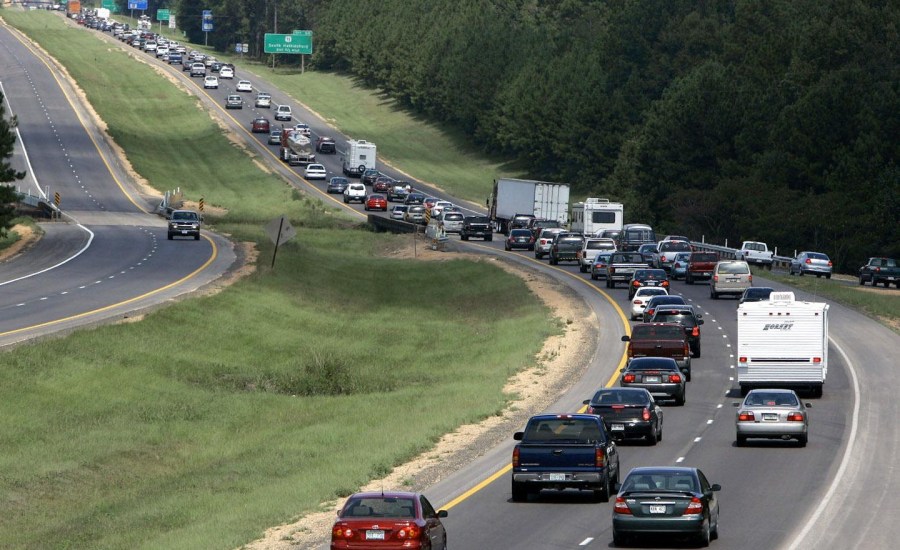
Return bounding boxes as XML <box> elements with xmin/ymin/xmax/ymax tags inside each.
<box><xmin>622</xmin><ymin>472</ymin><xmax>698</xmax><ymax>492</ymax></box>
<box><xmin>745</xmin><ymin>242</ymin><xmax>766</xmax><ymax>251</ymax></box>
<box><xmin>510</xmin><ymin>230</ymin><xmax>532</xmax><ymax>237</ymax></box>
<box><xmin>586</xmin><ymin>241</ymin><xmax>608</xmax><ymax>250</ymax></box>
<box><xmin>631</xmin><ymin>325</ymin><xmax>684</xmax><ymax>340</ymax></box>
<box><xmin>718</xmin><ymin>262</ymin><xmax>750</xmax><ymax>274</ymax></box>
<box><xmin>444</xmin><ymin>214</ymin><xmax>463</xmax><ymax>221</ymax></box>
<box><xmin>523</xmin><ymin>418</ymin><xmax>604</xmax><ymax>443</ymax></box>
<box><xmin>591</xmin><ymin>390</ymin><xmax>649</xmax><ymax>406</ymax></box>
<box><xmin>806</xmin><ymin>252</ymin><xmax>829</xmax><ymax>260</ymax></box>
<box><xmin>614</xmin><ymin>253</ymin><xmax>644</xmax><ymax>263</ymax></box>
<box><xmin>343</xmin><ymin>497</ymin><xmax>416</xmax><ymax>519</ymax></box>
<box><xmin>745</xmin><ymin>392</ymin><xmax>799</xmax><ymax>407</ymax></box>
<box><xmin>466</xmin><ymin>216</ymin><xmax>490</xmax><ymax>223</ymax></box>
<box><xmin>172</xmin><ymin>212</ymin><xmax>198</xmax><ymax>221</ymax></box>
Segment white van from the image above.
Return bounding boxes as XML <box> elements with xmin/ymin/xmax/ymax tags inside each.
<box><xmin>274</xmin><ymin>105</ymin><xmax>292</xmax><ymax>121</ymax></box>
<box><xmin>710</xmin><ymin>260</ymin><xmax>752</xmax><ymax>299</ymax></box>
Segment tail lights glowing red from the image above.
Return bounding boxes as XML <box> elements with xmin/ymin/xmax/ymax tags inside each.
<box><xmin>805</xmin><ymin>258</ymin><xmax>812</xmax><ymax>264</ymax></box>
<box><xmin>397</xmin><ymin>524</ymin><xmax>421</xmax><ymax>539</ymax></box>
<box><xmin>668</xmin><ymin>373</ymin><xmax>682</xmax><ymax>383</ymax></box>
<box><xmin>738</xmin><ymin>356</ymin><xmax>747</xmax><ymax>363</ymax></box>
<box><xmin>683</xmin><ymin>497</ymin><xmax>703</xmax><ymax>515</ymax></box>
<box><xmin>812</xmin><ymin>357</ymin><xmax>822</xmax><ymax>364</ymax></box>
<box><xmin>738</xmin><ymin>411</ymin><xmax>755</xmax><ymax>421</ymax></box>
<box><xmin>683</xmin><ymin>344</ymin><xmax>690</xmax><ymax>357</ymax></box>
<box><xmin>332</xmin><ymin>525</ymin><xmax>354</xmax><ymax>540</ymax></box>
<box><xmin>595</xmin><ymin>447</ymin><xmax>606</xmax><ymax>467</ymax></box>
<box><xmin>827</xmin><ymin>261</ymin><xmax>833</xmax><ymax>266</ymax></box>
<box><xmin>642</xmin><ymin>407</ymin><xmax>651</xmax><ymax>421</ymax></box>
<box><xmin>633</xmin><ymin>280</ymin><xmax>640</xmax><ymax>287</ymax></box>
<box><xmin>787</xmin><ymin>412</ymin><xmax>805</xmax><ymax>422</ymax></box>
<box><xmin>623</xmin><ymin>373</ymin><xmax>636</xmax><ymax>383</ymax></box>
<box><xmin>691</xmin><ymin>326</ymin><xmax>699</xmax><ymax>337</ymax></box>
<box><xmin>614</xmin><ymin>497</ymin><xmax>633</xmax><ymax>514</ymax></box>
<box><xmin>512</xmin><ymin>446</ymin><xmax>520</xmax><ymax>467</ymax></box>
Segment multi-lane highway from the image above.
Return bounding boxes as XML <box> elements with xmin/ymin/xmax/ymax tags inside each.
<box><xmin>0</xmin><ymin>20</ymin><xmax>235</xmax><ymax>346</ymax></box>
<box><xmin>6</xmin><ymin>12</ymin><xmax>900</xmax><ymax>550</ymax></box>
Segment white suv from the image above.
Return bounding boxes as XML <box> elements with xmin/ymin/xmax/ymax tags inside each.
<box><xmin>274</xmin><ymin>104</ymin><xmax>292</xmax><ymax>121</ymax></box>
<box><xmin>343</xmin><ymin>183</ymin><xmax>366</xmax><ymax>204</ymax></box>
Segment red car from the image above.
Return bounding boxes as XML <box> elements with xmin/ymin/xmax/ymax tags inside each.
<box><xmin>373</xmin><ymin>176</ymin><xmax>395</xmax><ymax>194</ymax></box>
<box><xmin>331</xmin><ymin>491</ymin><xmax>448</xmax><ymax>549</ymax></box>
<box><xmin>251</xmin><ymin>117</ymin><xmax>270</xmax><ymax>133</ymax></box>
<box><xmin>365</xmin><ymin>194</ymin><xmax>388</xmax><ymax>211</ymax></box>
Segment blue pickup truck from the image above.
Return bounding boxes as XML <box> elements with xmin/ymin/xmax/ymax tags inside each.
<box><xmin>512</xmin><ymin>413</ymin><xmax>620</xmax><ymax>502</ymax></box>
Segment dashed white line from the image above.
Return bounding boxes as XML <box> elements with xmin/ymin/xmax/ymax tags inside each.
<box><xmin>717</xmin><ymin>404</ymin><xmax>723</xmax><ymax>409</ymax></box>
<box><xmin>694</xmin><ymin>437</ymin><xmax>702</xmax><ymax>442</ymax></box>
<box><xmin>706</xmin><ymin>419</ymin><xmax>714</xmax><ymax>425</ymax></box>
<box><xmin>579</xmin><ymin>538</ymin><xmax>593</xmax><ymax>546</ymax></box>
<box><xmin>676</xmin><ymin>456</ymin><xmax>685</xmax><ymax>463</ymax></box>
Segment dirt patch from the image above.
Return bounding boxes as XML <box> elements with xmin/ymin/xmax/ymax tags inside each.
<box><xmin>0</xmin><ymin>224</ymin><xmax>40</xmax><ymax>263</ymax></box>
<box><xmin>240</xmin><ymin>243</ymin><xmax>599</xmax><ymax>549</ymax></box>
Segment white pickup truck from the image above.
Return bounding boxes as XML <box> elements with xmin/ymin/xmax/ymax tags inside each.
<box><xmin>578</xmin><ymin>238</ymin><xmax>617</xmax><ymax>273</ymax></box>
<box><xmin>737</xmin><ymin>241</ymin><xmax>774</xmax><ymax>267</ymax></box>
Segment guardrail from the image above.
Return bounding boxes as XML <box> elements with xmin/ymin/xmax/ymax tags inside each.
<box><xmin>368</xmin><ymin>214</ymin><xmax>419</xmax><ymax>234</ymax></box>
<box><xmin>689</xmin><ymin>239</ymin><xmax>793</xmax><ymax>270</ymax></box>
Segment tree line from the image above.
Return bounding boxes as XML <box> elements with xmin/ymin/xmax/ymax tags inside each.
<box><xmin>94</xmin><ymin>1</ymin><xmax>900</xmax><ymax>270</ymax></box>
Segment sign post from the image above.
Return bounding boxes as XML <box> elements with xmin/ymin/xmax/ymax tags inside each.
<box><xmin>156</xmin><ymin>9</ymin><xmax>168</xmax><ymax>34</ymax></box>
<box><xmin>202</xmin><ymin>10</ymin><xmax>213</xmax><ymax>46</ymax></box>
<box><xmin>293</xmin><ymin>30</ymin><xmax>313</xmax><ymax>74</ymax></box>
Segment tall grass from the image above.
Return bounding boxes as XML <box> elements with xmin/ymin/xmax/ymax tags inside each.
<box><xmin>1</xmin><ymin>11</ymin><xmax>556</xmax><ymax>548</ymax></box>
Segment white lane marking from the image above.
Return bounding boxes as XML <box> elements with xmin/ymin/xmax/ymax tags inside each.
<box><xmin>717</xmin><ymin>404</ymin><xmax>723</xmax><ymax>409</ymax></box>
<box><xmin>707</xmin><ymin>419</ymin><xmax>714</xmax><ymax>425</ymax></box>
<box><xmin>727</xmin><ymin>343</ymin><xmax>732</xmax><ymax>347</ymax></box>
<box><xmin>729</xmin><ymin>354</ymin><xmax>734</xmax><ymax>358</ymax></box>
<box><xmin>729</xmin><ymin>377</ymin><xmax>734</xmax><ymax>381</ymax></box>
<box><xmin>694</xmin><ymin>437</ymin><xmax>702</xmax><ymax>442</ymax></box>
<box><xmin>787</xmin><ymin>339</ymin><xmax>861</xmax><ymax>549</ymax></box>
<box><xmin>676</xmin><ymin>456</ymin><xmax>685</xmax><ymax>463</ymax></box>
<box><xmin>579</xmin><ymin>538</ymin><xmax>593</xmax><ymax>546</ymax></box>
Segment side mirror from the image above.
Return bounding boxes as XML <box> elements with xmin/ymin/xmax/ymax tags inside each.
<box><xmin>437</xmin><ymin>510</ymin><xmax>448</xmax><ymax>518</ymax></box>
<box><xmin>805</xmin><ymin>403</ymin><xmax>813</xmax><ymax>408</ymax></box>
<box><xmin>732</xmin><ymin>402</ymin><xmax>740</xmax><ymax>407</ymax></box>
<box><xmin>710</xmin><ymin>483</ymin><xmax>722</xmax><ymax>491</ymax></box>
<box><xmin>513</xmin><ymin>432</ymin><xmax>524</xmax><ymax>441</ymax></box>
<box><xmin>621</xmin><ymin>335</ymin><xmax>631</xmax><ymax>342</ymax></box>
<box><xmin>583</xmin><ymin>399</ymin><xmax>591</xmax><ymax>405</ymax></box>
<box><xmin>698</xmin><ymin>319</ymin><xmax>704</xmax><ymax>325</ymax></box>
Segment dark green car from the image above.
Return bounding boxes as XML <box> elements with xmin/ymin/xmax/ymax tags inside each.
<box><xmin>613</xmin><ymin>466</ymin><xmax>721</xmax><ymax>547</ymax></box>
<box><xmin>549</xmin><ymin>235</ymin><xmax>584</xmax><ymax>265</ymax></box>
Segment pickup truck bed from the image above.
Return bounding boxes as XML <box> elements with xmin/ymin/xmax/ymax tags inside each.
<box><xmin>512</xmin><ymin>414</ymin><xmax>620</xmax><ymax>502</ymax></box>
<box><xmin>622</xmin><ymin>323</ymin><xmax>692</xmax><ymax>380</ymax></box>
<box><xmin>859</xmin><ymin>257</ymin><xmax>900</xmax><ymax>288</ymax></box>
<box><xmin>686</xmin><ymin>252</ymin><xmax>719</xmax><ymax>284</ymax></box>
<box><xmin>606</xmin><ymin>252</ymin><xmax>649</xmax><ymax>288</ymax></box>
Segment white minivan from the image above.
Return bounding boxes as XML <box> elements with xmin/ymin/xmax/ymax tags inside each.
<box><xmin>274</xmin><ymin>104</ymin><xmax>292</xmax><ymax>121</ymax></box>
<box><xmin>710</xmin><ymin>260</ymin><xmax>752</xmax><ymax>299</ymax></box>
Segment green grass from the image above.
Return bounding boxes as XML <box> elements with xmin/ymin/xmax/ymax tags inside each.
<box><xmin>0</xmin><ymin>217</ymin><xmax>40</xmax><ymax>252</ymax></box>
<box><xmin>0</xmin><ymin>10</ymin><xmax>556</xmax><ymax>548</ymax></box>
<box><xmin>755</xmin><ymin>268</ymin><xmax>900</xmax><ymax>331</ymax></box>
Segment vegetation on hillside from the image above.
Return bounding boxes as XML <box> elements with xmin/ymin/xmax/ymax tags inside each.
<box><xmin>164</xmin><ymin>0</ymin><xmax>898</xmax><ymax>271</ymax></box>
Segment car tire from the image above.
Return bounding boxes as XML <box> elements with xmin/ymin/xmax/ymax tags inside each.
<box><xmin>799</xmin><ymin>270</ymin><xmax>804</xmax><ymax>276</ymax></box>
<box><xmin>736</xmin><ymin>434</ymin><xmax>747</xmax><ymax>447</ymax></box>
<box><xmin>710</xmin><ymin>289</ymin><xmax>719</xmax><ymax>299</ymax></box>
<box><xmin>693</xmin><ymin>343</ymin><xmax>701</xmax><ymax>358</ymax></box>
<box><xmin>505</xmin><ymin>244</ymin><xmax>510</xmax><ymax>251</ymax></box>
<box><xmin>675</xmin><ymin>392</ymin><xmax>685</xmax><ymax>406</ymax></box>
<box><xmin>859</xmin><ymin>276</ymin><xmax>866</xmax><ymax>285</ymax></box>
<box><xmin>550</xmin><ymin>258</ymin><xmax>558</xmax><ymax>265</ymax></box>
<box><xmin>167</xmin><ymin>233</ymin><xmax>173</xmax><ymax>240</ymax></box>
<box><xmin>612</xmin><ymin>530</ymin><xmax>628</xmax><ymax>547</ymax></box>
<box><xmin>486</xmin><ymin>236</ymin><xmax>492</xmax><ymax>242</ymax></box>
<box><xmin>591</xmin><ymin>273</ymin><xmax>598</xmax><ymax>280</ymax></box>
<box><xmin>826</xmin><ymin>274</ymin><xmax>832</xmax><ymax>279</ymax></box>
<box><xmin>657</xmin><ymin>424</ymin><xmax>663</xmax><ymax>442</ymax></box>
<box><xmin>686</xmin><ymin>273</ymin><xmax>694</xmax><ymax>285</ymax></box>
<box><xmin>711</xmin><ymin>516</ymin><xmax>719</xmax><ymax>540</ymax></box>
<box><xmin>698</xmin><ymin>520</ymin><xmax>711</xmax><ymax>547</ymax></box>
<box><xmin>593</xmin><ymin>482</ymin><xmax>609</xmax><ymax>503</ymax></box>
<box><xmin>606</xmin><ymin>279</ymin><xmax>613</xmax><ymax>288</ymax></box>
<box><xmin>647</xmin><ymin>426</ymin><xmax>658</xmax><ymax>446</ymax></box>
<box><xmin>511</xmin><ymin>481</ymin><xmax>528</xmax><ymax>502</ymax></box>
<box><xmin>797</xmin><ymin>434</ymin><xmax>808</xmax><ymax>447</ymax></box>
<box><xmin>685</xmin><ymin>369</ymin><xmax>692</xmax><ymax>382</ymax></box>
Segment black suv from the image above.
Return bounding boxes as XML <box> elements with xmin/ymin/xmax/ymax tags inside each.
<box><xmin>461</xmin><ymin>216</ymin><xmax>492</xmax><ymax>241</ymax></box>
<box><xmin>628</xmin><ymin>268</ymin><xmax>670</xmax><ymax>299</ymax></box>
<box><xmin>649</xmin><ymin>305</ymin><xmax>704</xmax><ymax>357</ymax></box>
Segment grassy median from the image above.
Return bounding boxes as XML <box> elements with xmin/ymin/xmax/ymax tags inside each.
<box><xmin>1</xmin><ymin>10</ymin><xmax>555</xmax><ymax>549</ymax></box>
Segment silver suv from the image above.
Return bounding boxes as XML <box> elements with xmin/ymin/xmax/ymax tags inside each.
<box><xmin>274</xmin><ymin>104</ymin><xmax>292</xmax><ymax>121</ymax></box>
<box><xmin>710</xmin><ymin>260</ymin><xmax>751</xmax><ymax>299</ymax></box>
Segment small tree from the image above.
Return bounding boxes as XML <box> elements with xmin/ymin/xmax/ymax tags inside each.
<box><xmin>1</xmin><ymin>90</ymin><xmax>26</xmax><ymax>237</ymax></box>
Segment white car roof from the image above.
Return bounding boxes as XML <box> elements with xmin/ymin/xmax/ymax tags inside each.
<box><xmin>307</xmin><ymin>164</ymin><xmax>325</xmax><ymax>169</ymax></box>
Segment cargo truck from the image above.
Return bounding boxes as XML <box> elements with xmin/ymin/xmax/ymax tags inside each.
<box><xmin>341</xmin><ymin>139</ymin><xmax>377</xmax><ymax>177</ymax></box>
<box><xmin>280</xmin><ymin>129</ymin><xmax>315</xmax><ymax>166</ymax></box>
<box><xmin>570</xmin><ymin>198</ymin><xmax>624</xmax><ymax>236</ymax></box>
<box><xmin>737</xmin><ymin>292</ymin><xmax>829</xmax><ymax>397</ymax></box>
<box><xmin>488</xmin><ymin>178</ymin><xmax>570</xmax><ymax>235</ymax></box>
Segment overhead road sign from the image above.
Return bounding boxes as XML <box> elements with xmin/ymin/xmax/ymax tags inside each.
<box><xmin>264</xmin><ymin>33</ymin><xmax>312</xmax><ymax>55</ymax></box>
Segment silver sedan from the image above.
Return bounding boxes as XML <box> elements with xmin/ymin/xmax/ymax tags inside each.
<box><xmin>735</xmin><ymin>389</ymin><xmax>811</xmax><ymax>447</ymax></box>
<box><xmin>790</xmin><ymin>251</ymin><xmax>833</xmax><ymax>278</ymax></box>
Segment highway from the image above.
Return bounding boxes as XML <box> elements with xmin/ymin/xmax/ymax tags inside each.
<box><xmin>8</xmin><ymin>12</ymin><xmax>900</xmax><ymax>549</ymax></box>
<box><xmin>0</xmin><ymin>20</ymin><xmax>236</xmax><ymax>347</ymax></box>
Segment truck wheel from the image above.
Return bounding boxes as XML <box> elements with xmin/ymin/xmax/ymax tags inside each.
<box><xmin>591</xmin><ymin>273</ymin><xmax>598</xmax><ymax>280</ymax></box>
<box><xmin>167</xmin><ymin>233</ymin><xmax>173</xmax><ymax>240</ymax></box>
<box><xmin>550</xmin><ymin>257</ymin><xmax>558</xmax><ymax>265</ymax></box>
<box><xmin>693</xmin><ymin>343</ymin><xmax>701</xmax><ymax>358</ymax></box>
<box><xmin>797</xmin><ymin>434</ymin><xmax>808</xmax><ymax>447</ymax></box>
<box><xmin>859</xmin><ymin>276</ymin><xmax>866</xmax><ymax>285</ymax></box>
<box><xmin>486</xmin><ymin>236</ymin><xmax>492</xmax><ymax>242</ymax></box>
<box><xmin>511</xmin><ymin>481</ymin><xmax>529</xmax><ymax>502</ymax></box>
<box><xmin>194</xmin><ymin>234</ymin><xmax>200</xmax><ymax>241</ymax></box>
<box><xmin>613</xmin><ymin>530</ymin><xmax>629</xmax><ymax>547</ymax></box>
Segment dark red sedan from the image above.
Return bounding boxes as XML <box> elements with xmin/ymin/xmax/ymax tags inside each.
<box><xmin>373</xmin><ymin>176</ymin><xmax>395</xmax><ymax>194</ymax></box>
<box><xmin>364</xmin><ymin>194</ymin><xmax>388</xmax><ymax>211</ymax></box>
<box><xmin>331</xmin><ymin>491</ymin><xmax>448</xmax><ymax>549</ymax></box>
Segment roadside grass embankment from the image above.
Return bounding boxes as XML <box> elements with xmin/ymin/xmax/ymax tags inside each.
<box><xmin>1</xmin><ymin>11</ymin><xmax>556</xmax><ymax>549</ymax></box>
<box><xmin>755</xmin><ymin>268</ymin><xmax>900</xmax><ymax>332</ymax></box>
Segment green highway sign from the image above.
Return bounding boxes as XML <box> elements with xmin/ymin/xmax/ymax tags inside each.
<box><xmin>156</xmin><ymin>9</ymin><xmax>169</xmax><ymax>21</ymax></box>
<box><xmin>264</xmin><ymin>33</ymin><xmax>312</xmax><ymax>55</ymax></box>
<box><xmin>292</xmin><ymin>30</ymin><xmax>312</xmax><ymax>36</ymax></box>
<box><xmin>101</xmin><ymin>0</ymin><xmax>118</xmax><ymax>12</ymax></box>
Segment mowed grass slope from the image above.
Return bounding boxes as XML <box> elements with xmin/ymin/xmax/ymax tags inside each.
<box><xmin>1</xmin><ymin>11</ymin><xmax>556</xmax><ymax>549</ymax></box>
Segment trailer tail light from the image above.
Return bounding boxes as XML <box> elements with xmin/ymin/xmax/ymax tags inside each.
<box><xmin>595</xmin><ymin>447</ymin><xmax>606</xmax><ymax>467</ymax></box>
<box><xmin>512</xmin><ymin>446</ymin><xmax>520</xmax><ymax>467</ymax></box>
<box><xmin>787</xmin><ymin>412</ymin><xmax>805</xmax><ymax>422</ymax></box>
<box><xmin>738</xmin><ymin>411</ymin><xmax>755</xmax><ymax>421</ymax></box>
<box><xmin>614</xmin><ymin>497</ymin><xmax>633</xmax><ymax>514</ymax></box>
<box><xmin>812</xmin><ymin>357</ymin><xmax>822</xmax><ymax>364</ymax></box>
<box><xmin>642</xmin><ymin>407</ymin><xmax>651</xmax><ymax>421</ymax></box>
<box><xmin>683</xmin><ymin>497</ymin><xmax>704</xmax><ymax>515</ymax></box>
<box><xmin>749</xmin><ymin>274</ymin><xmax>753</xmax><ymax>282</ymax></box>
<box><xmin>739</xmin><ymin>356</ymin><xmax>747</xmax><ymax>363</ymax></box>
<box><xmin>669</xmin><ymin>373</ymin><xmax>682</xmax><ymax>383</ymax></box>
<box><xmin>633</xmin><ymin>300</ymin><xmax>642</xmax><ymax>305</ymax></box>
<box><xmin>623</xmin><ymin>373</ymin><xmax>636</xmax><ymax>383</ymax></box>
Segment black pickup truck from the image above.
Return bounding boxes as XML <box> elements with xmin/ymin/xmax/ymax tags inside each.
<box><xmin>859</xmin><ymin>257</ymin><xmax>900</xmax><ymax>288</ymax></box>
<box><xmin>512</xmin><ymin>414</ymin><xmax>620</xmax><ymax>502</ymax></box>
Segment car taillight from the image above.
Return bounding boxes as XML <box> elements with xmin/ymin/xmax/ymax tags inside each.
<box><xmin>633</xmin><ymin>300</ymin><xmax>642</xmax><ymax>305</ymax></box>
<box><xmin>827</xmin><ymin>261</ymin><xmax>833</xmax><ymax>266</ymax></box>
<box><xmin>683</xmin><ymin>497</ymin><xmax>703</xmax><ymax>515</ymax></box>
<box><xmin>749</xmin><ymin>274</ymin><xmax>753</xmax><ymax>282</ymax></box>
<box><xmin>633</xmin><ymin>280</ymin><xmax>640</xmax><ymax>287</ymax></box>
<box><xmin>512</xmin><ymin>446</ymin><xmax>520</xmax><ymax>467</ymax></box>
<box><xmin>713</xmin><ymin>275</ymin><xmax>718</xmax><ymax>282</ymax></box>
<box><xmin>805</xmin><ymin>258</ymin><xmax>812</xmax><ymax>264</ymax></box>
<box><xmin>623</xmin><ymin>373</ymin><xmax>636</xmax><ymax>383</ymax></box>
<box><xmin>609</xmin><ymin>267</ymin><xmax>615</xmax><ymax>274</ymax></box>
<box><xmin>661</xmin><ymin>255</ymin><xmax>667</xmax><ymax>262</ymax></box>
<box><xmin>691</xmin><ymin>326</ymin><xmax>699</xmax><ymax>337</ymax></box>
<box><xmin>787</xmin><ymin>412</ymin><xmax>805</xmax><ymax>422</ymax></box>
<box><xmin>396</xmin><ymin>523</ymin><xmax>421</xmax><ymax>539</ymax></box>
<box><xmin>669</xmin><ymin>373</ymin><xmax>682</xmax><ymax>383</ymax></box>
<box><xmin>587</xmin><ymin>406</ymin><xmax>596</xmax><ymax>414</ymax></box>
<box><xmin>683</xmin><ymin>344</ymin><xmax>690</xmax><ymax>357</ymax></box>
<box><xmin>738</xmin><ymin>411</ymin><xmax>755</xmax><ymax>421</ymax></box>
<box><xmin>332</xmin><ymin>525</ymin><xmax>354</xmax><ymax>540</ymax></box>
<box><xmin>674</xmin><ymin>262</ymin><xmax>681</xmax><ymax>268</ymax></box>
<box><xmin>626</xmin><ymin>346</ymin><xmax>634</xmax><ymax>359</ymax></box>
<box><xmin>642</xmin><ymin>407</ymin><xmax>651</xmax><ymax>421</ymax></box>
<box><xmin>662</xmin><ymin>280</ymin><xmax>669</xmax><ymax>287</ymax></box>
<box><xmin>646</xmin><ymin>308</ymin><xmax>654</xmax><ymax>316</ymax></box>
<box><xmin>614</xmin><ymin>497</ymin><xmax>633</xmax><ymax>514</ymax></box>
<box><xmin>595</xmin><ymin>447</ymin><xmax>606</xmax><ymax>467</ymax></box>
<box><xmin>739</xmin><ymin>356</ymin><xmax>747</xmax><ymax>363</ymax></box>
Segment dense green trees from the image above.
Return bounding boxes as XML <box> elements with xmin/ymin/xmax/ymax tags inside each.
<box><xmin>1</xmin><ymin>90</ymin><xmax>26</xmax><ymax>236</ymax></box>
<box><xmin>160</xmin><ymin>1</ymin><xmax>899</xmax><ymax>270</ymax></box>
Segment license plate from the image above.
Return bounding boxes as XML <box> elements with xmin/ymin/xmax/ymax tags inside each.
<box><xmin>548</xmin><ymin>473</ymin><xmax>566</xmax><ymax>481</ymax></box>
<box><xmin>181</xmin><ymin>230</ymin><xmax>188</xmax><ymax>234</ymax></box>
<box><xmin>703</xmin><ymin>272</ymin><xmax>710</xmax><ymax>276</ymax></box>
<box><xmin>644</xmin><ymin>376</ymin><xmax>660</xmax><ymax>383</ymax></box>
<box><xmin>728</xmin><ymin>278</ymin><xmax>739</xmax><ymax>282</ymax></box>
<box><xmin>365</xmin><ymin>530</ymin><xmax>385</xmax><ymax>540</ymax></box>
<box><xmin>763</xmin><ymin>413</ymin><xmax>778</xmax><ymax>421</ymax></box>
<box><xmin>611</xmin><ymin>424</ymin><xmax>625</xmax><ymax>431</ymax></box>
<box><xmin>649</xmin><ymin>505</ymin><xmax>667</xmax><ymax>514</ymax></box>
<box><xmin>889</xmin><ymin>277</ymin><xmax>897</xmax><ymax>281</ymax></box>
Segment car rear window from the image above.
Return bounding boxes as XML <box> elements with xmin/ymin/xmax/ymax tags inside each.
<box><xmin>344</xmin><ymin>497</ymin><xmax>416</xmax><ymax>519</ymax></box>
<box><xmin>622</xmin><ymin>472</ymin><xmax>698</xmax><ymax>492</ymax></box>
<box><xmin>660</xmin><ymin>242</ymin><xmax>691</xmax><ymax>252</ymax></box>
<box><xmin>523</xmin><ymin>418</ymin><xmax>605</xmax><ymax>443</ymax></box>
<box><xmin>652</xmin><ymin>312</ymin><xmax>696</xmax><ymax>326</ymax></box>
<box><xmin>444</xmin><ymin>213</ymin><xmax>463</xmax><ymax>221</ymax></box>
<box><xmin>690</xmin><ymin>253</ymin><xmax>718</xmax><ymax>262</ymax></box>
<box><xmin>631</xmin><ymin>325</ymin><xmax>684</xmax><ymax>339</ymax></box>
<box><xmin>591</xmin><ymin>390</ymin><xmax>649</xmax><ymax>406</ymax></box>
<box><xmin>745</xmin><ymin>392</ymin><xmax>799</xmax><ymax>407</ymax></box>
<box><xmin>635</xmin><ymin>269</ymin><xmax>667</xmax><ymax>279</ymax></box>
<box><xmin>613</xmin><ymin>253</ymin><xmax>644</xmax><ymax>263</ymax></box>
<box><xmin>718</xmin><ymin>262</ymin><xmax>750</xmax><ymax>274</ymax></box>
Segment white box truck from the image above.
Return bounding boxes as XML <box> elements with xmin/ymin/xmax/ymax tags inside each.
<box><xmin>737</xmin><ymin>292</ymin><xmax>829</xmax><ymax>397</ymax></box>
<box><xmin>488</xmin><ymin>178</ymin><xmax>570</xmax><ymax>234</ymax></box>
<box><xmin>342</xmin><ymin>139</ymin><xmax>377</xmax><ymax>178</ymax></box>
<box><xmin>570</xmin><ymin>198</ymin><xmax>624</xmax><ymax>236</ymax></box>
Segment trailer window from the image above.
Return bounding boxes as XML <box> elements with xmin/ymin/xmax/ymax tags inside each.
<box><xmin>591</xmin><ymin>211</ymin><xmax>617</xmax><ymax>224</ymax></box>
